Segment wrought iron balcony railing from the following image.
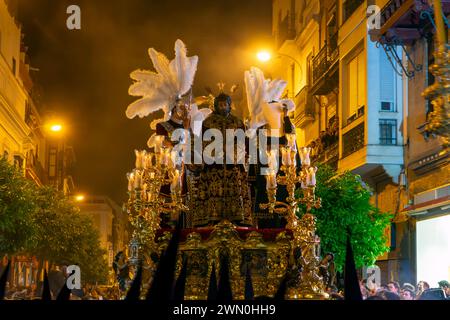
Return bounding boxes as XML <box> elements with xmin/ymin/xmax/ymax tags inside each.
<box><xmin>343</xmin><ymin>122</ymin><xmax>365</xmax><ymax>158</ymax></box>
<box><xmin>277</xmin><ymin>13</ymin><xmax>296</xmax><ymax>48</ymax></box>
<box><xmin>343</xmin><ymin>0</ymin><xmax>365</xmax><ymax>22</ymax></box>
<box><xmin>370</xmin><ymin>0</ymin><xmax>450</xmax><ymax>44</ymax></box>
<box><xmin>379</xmin><ymin>0</ymin><xmax>411</xmax><ymax>27</ymax></box>
<box><xmin>312</xmin><ymin>46</ymin><xmax>329</xmax><ymax>86</ymax></box>
<box><xmin>26</xmin><ymin>153</ymin><xmax>48</xmax><ymax>185</ymax></box>
<box><xmin>313</xmin><ymin>141</ymin><xmax>339</xmax><ymax>165</ymax></box>
<box><xmin>311</xmin><ymin>38</ymin><xmax>339</xmax><ymax>89</ymax></box>
<box><xmin>294</xmin><ymin>86</ymin><xmax>315</xmax><ymax>127</ymax></box>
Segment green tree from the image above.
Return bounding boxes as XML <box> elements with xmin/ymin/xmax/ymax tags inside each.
<box><xmin>32</xmin><ymin>186</ymin><xmax>109</xmax><ymax>284</ymax></box>
<box><xmin>0</xmin><ymin>157</ymin><xmax>37</xmax><ymax>255</ymax></box>
<box><xmin>299</xmin><ymin>165</ymin><xmax>392</xmax><ymax>271</ymax></box>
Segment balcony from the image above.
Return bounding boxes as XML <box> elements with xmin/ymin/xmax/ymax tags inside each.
<box><xmin>277</xmin><ymin>13</ymin><xmax>296</xmax><ymax>48</ymax></box>
<box><xmin>343</xmin><ymin>122</ymin><xmax>365</xmax><ymax>158</ymax></box>
<box><xmin>309</xmin><ymin>118</ymin><xmax>340</xmax><ymax>169</ymax></box>
<box><xmin>25</xmin><ymin>153</ymin><xmax>48</xmax><ymax>186</ymax></box>
<box><xmin>312</xmin><ymin>141</ymin><xmax>339</xmax><ymax>170</ymax></box>
<box><xmin>369</xmin><ymin>0</ymin><xmax>450</xmax><ymax>45</ymax></box>
<box><xmin>294</xmin><ymin>86</ymin><xmax>315</xmax><ymax>128</ymax></box>
<box><xmin>343</xmin><ymin>0</ymin><xmax>365</xmax><ymax>22</ymax></box>
<box><xmin>310</xmin><ymin>37</ymin><xmax>339</xmax><ymax>96</ymax></box>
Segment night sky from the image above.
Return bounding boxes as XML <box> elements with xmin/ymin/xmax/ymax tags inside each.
<box><xmin>18</xmin><ymin>0</ymin><xmax>273</xmax><ymax>204</ymax></box>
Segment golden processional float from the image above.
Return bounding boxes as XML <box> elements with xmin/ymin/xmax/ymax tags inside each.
<box><xmin>123</xmin><ymin>40</ymin><xmax>330</xmax><ymax>299</ymax></box>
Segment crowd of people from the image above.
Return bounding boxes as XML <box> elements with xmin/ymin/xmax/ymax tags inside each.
<box><xmin>307</xmin><ymin>118</ymin><xmax>339</xmax><ymax>161</ymax></box>
<box><xmin>358</xmin><ymin>279</ymin><xmax>450</xmax><ymax>300</ymax></box>
<box><xmin>1</xmin><ymin>282</ymin><xmax>122</xmax><ymax>300</ymax></box>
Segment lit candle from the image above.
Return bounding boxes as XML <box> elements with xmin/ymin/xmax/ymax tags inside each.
<box><xmin>290</xmin><ymin>150</ymin><xmax>297</xmax><ymax>168</ymax></box>
<box><xmin>286</xmin><ymin>133</ymin><xmax>297</xmax><ymax>150</ymax></box>
<box><xmin>127</xmin><ymin>172</ymin><xmax>134</xmax><ymax>191</ymax></box>
<box><xmin>299</xmin><ymin>147</ymin><xmax>311</xmax><ymax>166</ymax></box>
<box><xmin>134</xmin><ymin>170</ymin><xmax>141</xmax><ymax>189</ymax></box>
<box><xmin>266</xmin><ymin>170</ymin><xmax>277</xmax><ymax>190</ymax></box>
<box><xmin>154</xmin><ymin>135</ymin><xmax>165</xmax><ymax>153</ymax></box>
<box><xmin>281</xmin><ymin>147</ymin><xmax>291</xmax><ymax>166</ymax></box>
<box><xmin>135</xmin><ymin>150</ymin><xmax>140</xmax><ymax>169</ymax></box>
<box><xmin>267</xmin><ymin>149</ymin><xmax>278</xmax><ymax>173</ymax></box>
<box><xmin>144</xmin><ymin>153</ymin><xmax>153</xmax><ymax>169</ymax></box>
<box><xmin>308</xmin><ymin>166</ymin><xmax>317</xmax><ymax>186</ymax></box>
<box><xmin>170</xmin><ymin>169</ymin><xmax>182</xmax><ymax>193</ymax></box>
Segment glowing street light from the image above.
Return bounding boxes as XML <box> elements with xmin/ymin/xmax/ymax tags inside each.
<box><xmin>257</xmin><ymin>50</ymin><xmax>272</xmax><ymax>62</ymax></box>
<box><xmin>50</xmin><ymin>124</ymin><xmax>63</xmax><ymax>132</ymax></box>
<box><xmin>75</xmin><ymin>194</ymin><xmax>85</xmax><ymax>202</ymax></box>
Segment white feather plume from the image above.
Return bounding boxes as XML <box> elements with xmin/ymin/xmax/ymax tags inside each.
<box><xmin>265</xmin><ymin>79</ymin><xmax>287</xmax><ymax>102</ymax></box>
<box><xmin>189</xmin><ymin>104</ymin><xmax>212</xmax><ymax>137</ymax></box>
<box><xmin>244</xmin><ymin>67</ymin><xmax>265</xmax><ymax>130</ymax></box>
<box><xmin>244</xmin><ymin>67</ymin><xmax>296</xmax><ymax>131</ymax></box>
<box><xmin>170</xmin><ymin>40</ymin><xmax>199</xmax><ymax>95</ymax></box>
<box><xmin>126</xmin><ymin>39</ymin><xmax>199</xmax><ymax>128</ymax></box>
<box><xmin>126</xmin><ymin>95</ymin><xmax>169</xmax><ymax>119</ymax></box>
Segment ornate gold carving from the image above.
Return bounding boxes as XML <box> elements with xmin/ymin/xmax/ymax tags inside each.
<box><xmin>156</xmin><ymin>221</ymin><xmax>291</xmax><ymax>300</ymax></box>
<box><xmin>188</xmin><ymin>167</ymin><xmax>253</xmax><ymax>227</ymax></box>
<box><xmin>422</xmin><ymin>45</ymin><xmax>449</xmax><ymax>148</ymax></box>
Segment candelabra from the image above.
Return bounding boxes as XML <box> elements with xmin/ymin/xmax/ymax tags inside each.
<box><xmin>260</xmin><ymin>133</ymin><xmax>327</xmax><ymax>299</ymax></box>
<box><xmin>125</xmin><ymin>135</ymin><xmax>187</xmax><ymax>263</ymax></box>
<box><xmin>421</xmin><ymin>0</ymin><xmax>449</xmax><ymax>147</ymax></box>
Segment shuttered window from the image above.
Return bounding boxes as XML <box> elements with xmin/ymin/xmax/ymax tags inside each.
<box><xmin>347</xmin><ymin>50</ymin><xmax>365</xmax><ymax>120</ymax></box>
<box><xmin>380</xmin><ymin>50</ymin><xmax>395</xmax><ymax>111</ymax></box>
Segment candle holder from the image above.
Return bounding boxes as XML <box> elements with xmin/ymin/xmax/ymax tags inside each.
<box><xmin>125</xmin><ymin>137</ymin><xmax>188</xmax><ymax>261</ymax></box>
<box><xmin>259</xmin><ymin>145</ymin><xmax>327</xmax><ymax>299</ymax></box>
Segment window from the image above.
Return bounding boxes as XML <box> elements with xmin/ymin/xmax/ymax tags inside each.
<box><xmin>48</xmin><ymin>148</ymin><xmax>57</xmax><ymax>177</ymax></box>
<box><xmin>306</xmin><ymin>52</ymin><xmax>313</xmax><ymax>86</ymax></box>
<box><xmin>381</xmin><ymin>101</ymin><xmax>394</xmax><ymax>111</ymax></box>
<box><xmin>347</xmin><ymin>50</ymin><xmax>365</xmax><ymax>122</ymax></box>
<box><xmin>380</xmin><ymin>49</ymin><xmax>395</xmax><ymax>111</ymax></box>
<box><xmin>343</xmin><ymin>0</ymin><xmax>364</xmax><ymax>22</ymax></box>
<box><xmin>12</xmin><ymin>57</ymin><xmax>17</xmax><ymax>75</ymax></box>
<box><xmin>379</xmin><ymin>119</ymin><xmax>397</xmax><ymax>145</ymax></box>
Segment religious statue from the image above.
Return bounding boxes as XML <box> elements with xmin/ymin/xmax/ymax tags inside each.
<box><xmin>244</xmin><ymin>67</ymin><xmax>299</xmax><ymax>228</ymax></box>
<box><xmin>188</xmin><ymin>92</ymin><xmax>253</xmax><ymax>226</ymax></box>
<box><xmin>126</xmin><ymin>39</ymin><xmax>209</xmax><ymax>229</ymax></box>
<box><xmin>123</xmin><ymin>40</ymin><xmax>331</xmax><ymax>299</ymax></box>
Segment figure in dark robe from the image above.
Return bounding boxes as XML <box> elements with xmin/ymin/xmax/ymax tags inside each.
<box><xmin>154</xmin><ymin>98</ymin><xmax>190</xmax><ymax>228</ymax></box>
<box><xmin>251</xmin><ymin>107</ymin><xmax>301</xmax><ymax>228</ymax></box>
<box><xmin>188</xmin><ymin>93</ymin><xmax>253</xmax><ymax>226</ymax></box>
<box><xmin>113</xmin><ymin>252</ymin><xmax>130</xmax><ymax>293</ymax></box>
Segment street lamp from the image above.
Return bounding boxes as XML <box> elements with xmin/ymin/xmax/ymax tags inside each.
<box><xmin>75</xmin><ymin>194</ymin><xmax>85</xmax><ymax>202</ymax></box>
<box><xmin>256</xmin><ymin>50</ymin><xmax>302</xmax><ymax>70</ymax></box>
<box><xmin>49</xmin><ymin>124</ymin><xmax>63</xmax><ymax>132</ymax></box>
<box><xmin>256</xmin><ymin>50</ymin><xmax>303</xmax><ymax>100</ymax></box>
<box><xmin>257</xmin><ymin>50</ymin><xmax>272</xmax><ymax>62</ymax></box>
